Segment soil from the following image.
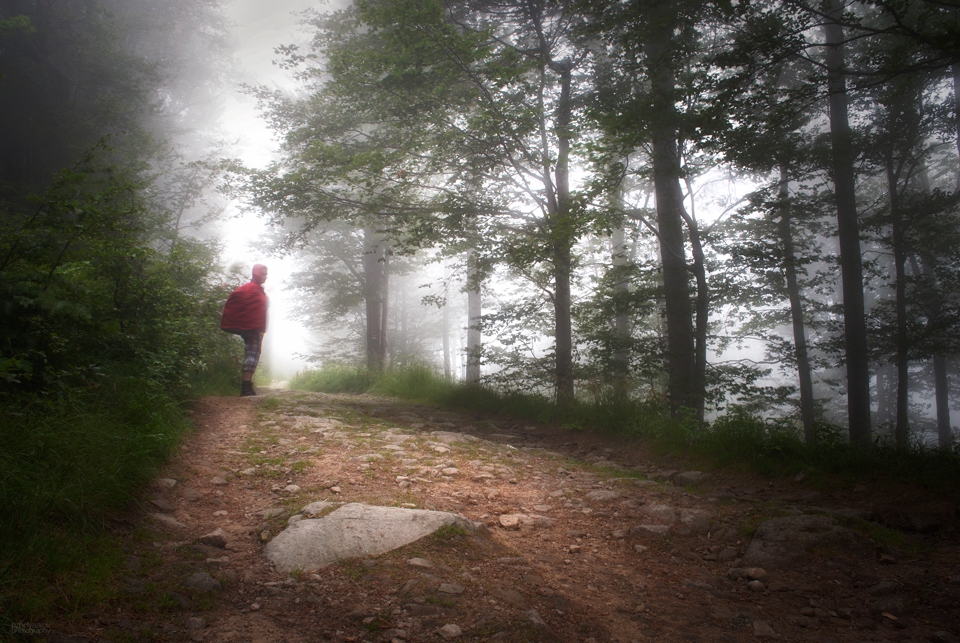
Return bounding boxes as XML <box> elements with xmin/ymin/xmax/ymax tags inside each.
<box><xmin>52</xmin><ymin>388</ymin><xmax>960</xmax><ymax>643</ymax></box>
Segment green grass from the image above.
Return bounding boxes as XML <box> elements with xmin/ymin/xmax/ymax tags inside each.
<box><xmin>288</xmin><ymin>363</ymin><xmax>960</xmax><ymax>496</ymax></box>
<box><xmin>0</xmin><ymin>376</ymin><xmax>192</xmax><ymax>624</ymax></box>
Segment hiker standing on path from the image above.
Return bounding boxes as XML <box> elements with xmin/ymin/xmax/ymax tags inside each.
<box><xmin>220</xmin><ymin>264</ymin><xmax>268</xmax><ymax>396</ymax></box>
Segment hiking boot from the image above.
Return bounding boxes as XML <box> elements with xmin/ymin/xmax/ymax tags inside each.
<box><xmin>240</xmin><ymin>381</ymin><xmax>256</xmax><ymax>397</ymax></box>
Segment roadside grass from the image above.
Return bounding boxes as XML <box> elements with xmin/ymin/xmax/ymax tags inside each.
<box><xmin>0</xmin><ymin>376</ymin><xmax>192</xmax><ymax>624</ymax></box>
<box><xmin>289</xmin><ymin>363</ymin><xmax>960</xmax><ymax>495</ymax></box>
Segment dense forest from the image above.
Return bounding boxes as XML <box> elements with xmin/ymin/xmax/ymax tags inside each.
<box><xmin>228</xmin><ymin>0</ymin><xmax>960</xmax><ymax>448</ymax></box>
<box><xmin>2</xmin><ymin>0</ymin><xmax>960</xmax><ymax>621</ymax></box>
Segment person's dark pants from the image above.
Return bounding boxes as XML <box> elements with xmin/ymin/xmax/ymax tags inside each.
<box><xmin>240</xmin><ymin>332</ymin><xmax>263</xmax><ymax>375</ymax></box>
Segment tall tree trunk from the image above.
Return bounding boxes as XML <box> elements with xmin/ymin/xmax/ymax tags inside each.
<box><xmin>363</xmin><ymin>227</ymin><xmax>385</xmax><ymax>371</ymax></box>
<box><xmin>954</xmin><ymin>64</ymin><xmax>960</xmax><ymax>191</ymax></box>
<box><xmin>778</xmin><ymin>165</ymin><xmax>817</xmax><ymax>441</ymax></box>
<box><xmin>379</xmin><ymin>247</ymin><xmax>389</xmax><ymax>369</ymax></box>
<box><xmin>442</xmin><ymin>265</ymin><xmax>451</xmax><ymax>381</ymax></box>
<box><xmin>466</xmin><ymin>249</ymin><xmax>482</xmax><ymax>384</ymax></box>
<box><xmin>934</xmin><ymin>355</ymin><xmax>952</xmax><ymax>446</ymax></box>
<box><xmin>885</xmin><ymin>159</ymin><xmax>910</xmax><ymax>447</ymax></box>
<box><xmin>823</xmin><ymin>0</ymin><xmax>872</xmax><ymax>444</ymax></box>
<box><xmin>681</xmin><ymin>176</ymin><xmax>708</xmax><ymax>421</ymax></box>
<box><xmin>644</xmin><ymin>15</ymin><xmax>697</xmax><ymax>415</ymax></box>
<box><xmin>611</xmin><ymin>225</ymin><xmax>631</xmax><ymax>390</ymax></box>
<box><xmin>552</xmin><ymin>60</ymin><xmax>575</xmax><ymax>404</ymax></box>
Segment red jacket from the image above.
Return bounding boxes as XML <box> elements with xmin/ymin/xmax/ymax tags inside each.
<box><xmin>220</xmin><ymin>281</ymin><xmax>268</xmax><ymax>333</ymax></box>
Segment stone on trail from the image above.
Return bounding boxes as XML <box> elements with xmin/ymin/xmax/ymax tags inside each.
<box><xmin>198</xmin><ymin>528</ymin><xmax>228</xmax><ymax>548</ymax></box>
<box><xmin>680</xmin><ymin>508</ymin><xmax>713</xmax><ymax>532</ymax></box>
<box><xmin>151</xmin><ymin>513</ymin><xmax>188</xmax><ymax>530</ymax></box>
<box><xmin>183</xmin><ymin>572</ymin><xmax>221</xmax><ymax>592</ymax></box>
<box><xmin>584</xmin><ymin>489</ymin><xmax>620</xmax><ymax>502</ymax></box>
<box><xmin>641</xmin><ymin>504</ymin><xmax>677</xmax><ymax>524</ymax></box>
<box><xmin>431</xmin><ymin>431</ymin><xmax>478</xmax><ymax>444</ymax></box>
<box><xmin>156</xmin><ymin>478</ymin><xmax>177</xmax><ymax>489</ymax></box>
<box><xmin>211</xmin><ymin>476</ymin><xmax>228</xmax><ymax>486</ymax></box>
<box><xmin>438</xmin><ymin>624</ymin><xmax>462</xmax><ymax>639</ymax></box>
<box><xmin>752</xmin><ymin>620</ymin><xmax>779</xmax><ymax>638</ymax></box>
<box><xmin>182</xmin><ymin>488</ymin><xmax>203</xmax><ymax>502</ymax></box>
<box><xmin>674</xmin><ymin>471</ymin><xmax>710</xmax><ymax>486</ymax></box>
<box><xmin>499</xmin><ymin>514</ymin><xmax>525</xmax><ymax>530</ymax></box>
<box><xmin>631</xmin><ymin>524</ymin><xmax>671</xmax><ymax>536</ymax></box>
<box><xmin>742</xmin><ymin>515</ymin><xmax>855</xmax><ymax>569</ymax></box>
<box><xmin>263</xmin><ymin>503</ymin><xmax>476</xmax><ymax>573</ymax></box>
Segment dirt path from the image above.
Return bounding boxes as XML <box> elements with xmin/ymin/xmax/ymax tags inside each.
<box><xmin>57</xmin><ymin>389</ymin><xmax>960</xmax><ymax>643</ymax></box>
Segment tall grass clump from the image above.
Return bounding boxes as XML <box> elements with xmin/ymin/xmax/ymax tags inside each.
<box><xmin>289</xmin><ymin>364</ymin><xmax>379</xmax><ymax>393</ymax></box>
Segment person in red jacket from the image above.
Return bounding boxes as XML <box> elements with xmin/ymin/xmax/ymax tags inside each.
<box><xmin>220</xmin><ymin>264</ymin><xmax>269</xmax><ymax>396</ymax></box>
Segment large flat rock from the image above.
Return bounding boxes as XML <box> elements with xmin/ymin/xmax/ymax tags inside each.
<box><xmin>264</xmin><ymin>503</ymin><xmax>475</xmax><ymax>572</ymax></box>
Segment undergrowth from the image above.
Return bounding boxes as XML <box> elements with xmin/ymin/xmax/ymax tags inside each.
<box><xmin>0</xmin><ymin>368</ymin><xmax>228</xmax><ymax>624</ymax></box>
<box><xmin>289</xmin><ymin>364</ymin><xmax>960</xmax><ymax>495</ymax></box>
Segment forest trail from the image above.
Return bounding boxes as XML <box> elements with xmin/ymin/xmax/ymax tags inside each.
<box><xmin>58</xmin><ymin>389</ymin><xmax>960</xmax><ymax>643</ymax></box>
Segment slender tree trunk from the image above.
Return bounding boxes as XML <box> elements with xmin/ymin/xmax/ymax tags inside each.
<box><xmin>645</xmin><ymin>18</ymin><xmax>696</xmax><ymax>415</ymax></box>
<box><xmin>934</xmin><ymin>355</ymin><xmax>952</xmax><ymax>446</ymax></box>
<box><xmin>611</xmin><ymin>225</ymin><xmax>631</xmax><ymax>389</ymax></box>
<box><xmin>778</xmin><ymin>165</ymin><xmax>817</xmax><ymax>441</ymax></box>
<box><xmin>363</xmin><ymin>227</ymin><xmax>384</xmax><ymax>371</ymax></box>
<box><xmin>680</xmin><ymin>176</ymin><xmax>708</xmax><ymax>422</ymax></box>
<box><xmin>442</xmin><ymin>265</ymin><xmax>451</xmax><ymax>381</ymax></box>
<box><xmin>876</xmin><ymin>363</ymin><xmax>894</xmax><ymax>428</ymax></box>
<box><xmin>954</xmin><ymin>64</ymin><xmax>960</xmax><ymax>191</ymax></box>
<box><xmin>823</xmin><ymin>0</ymin><xmax>872</xmax><ymax>444</ymax></box>
<box><xmin>552</xmin><ymin>61</ymin><xmax>575</xmax><ymax>404</ymax></box>
<box><xmin>885</xmin><ymin>159</ymin><xmax>910</xmax><ymax>447</ymax></box>
<box><xmin>379</xmin><ymin>247</ymin><xmax>389</xmax><ymax>369</ymax></box>
<box><xmin>466</xmin><ymin>249</ymin><xmax>482</xmax><ymax>384</ymax></box>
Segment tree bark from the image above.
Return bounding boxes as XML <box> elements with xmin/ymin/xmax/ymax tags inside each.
<box><xmin>442</xmin><ymin>264</ymin><xmax>451</xmax><ymax>381</ymax></box>
<box><xmin>778</xmin><ymin>165</ymin><xmax>817</xmax><ymax>441</ymax></box>
<box><xmin>644</xmin><ymin>14</ymin><xmax>697</xmax><ymax>415</ymax></box>
<box><xmin>823</xmin><ymin>0</ymin><xmax>872</xmax><ymax>444</ymax></box>
<box><xmin>934</xmin><ymin>355</ymin><xmax>952</xmax><ymax>446</ymax></box>
<box><xmin>363</xmin><ymin>227</ymin><xmax>386</xmax><ymax>371</ymax></box>
<box><xmin>885</xmin><ymin>158</ymin><xmax>910</xmax><ymax>447</ymax></box>
<box><xmin>611</xmin><ymin>225</ymin><xmax>631</xmax><ymax>389</ymax></box>
<box><xmin>466</xmin><ymin>249</ymin><xmax>482</xmax><ymax>384</ymax></box>
<box><xmin>552</xmin><ymin>60</ymin><xmax>575</xmax><ymax>404</ymax></box>
<box><xmin>379</xmin><ymin>247</ymin><xmax>389</xmax><ymax>369</ymax></box>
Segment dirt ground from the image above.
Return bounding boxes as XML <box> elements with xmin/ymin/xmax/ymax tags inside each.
<box><xmin>51</xmin><ymin>388</ymin><xmax>960</xmax><ymax>643</ymax></box>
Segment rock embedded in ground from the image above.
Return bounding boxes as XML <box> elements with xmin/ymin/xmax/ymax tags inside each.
<box><xmin>183</xmin><ymin>572</ymin><xmax>221</xmax><ymax>592</ymax></box>
<box><xmin>263</xmin><ymin>503</ymin><xmax>476</xmax><ymax>573</ymax></box>
<box><xmin>182</xmin><ymin>488</ymin><xmax>203</xmax><ymax>502</ymax></box>
<box><xmin>151</xmin><ymin>513</ymin><xmax>188</xmax><ymax>530</ymax></box>
<box><xmin>680</xmin><ymin>508</ymin><xmax>713</xmax><ymax>532</ymax></box>
<box><xmin>584</xmin><ymin>489</ymin><xmax>619</xmax><ymax>502</ymax></box>
<box><xmin>631</xmin><ymin>524</ymin><xmax>671</xmax><ymax>536</ymax></box>
<box><xmin>640</xmin><ymin>504</ymin><xmax>677</xmax><ymax>524</ymax></box>
<box><xmin>198</xmin><ymin>528</ymin><xmax>228</xmax><ymax>548</ymax></box>
<box><xmin>674</xmin><ymin>471</ymin><xmax>710</xmax><ymax>486</ymax></box>
<box><xmin>499</xmin><ymin>514</ymin><xmax>525</xmax><ymax>530</ymax></box>
<box><xmin>742</xmin><ymin>515</ymin><xmax>855</xmax><ymax>569</ymax></box>
<box><xmin>156</xmin><ymin>478</ymin><xmax>178</xmax><ymax>489</ymax></box>
<box><xmin>438</xmin><ymin>624</ymin><xmax>462</xmax><ymax>639</ymax></box>
<box><xmin>752</xmin><ymin>620</ymin><xmax>778</xmax><ymax>638</ymax></box>
<box><xmin>211</xmin><ymin>476</ymin><xmax>228</xmax><ymax>485</ymax></box>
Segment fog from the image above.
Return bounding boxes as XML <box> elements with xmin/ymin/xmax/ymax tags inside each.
<box><xmin>196</xmin><ymin>0</ymin><xmax>959</xmax><ymax>445</ymax></box>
